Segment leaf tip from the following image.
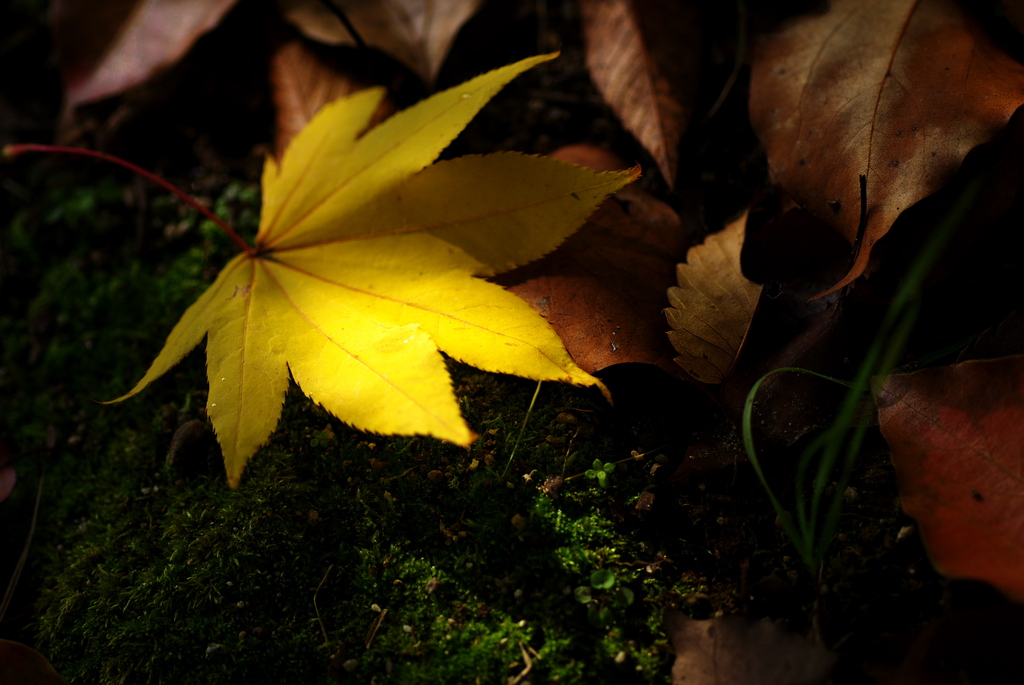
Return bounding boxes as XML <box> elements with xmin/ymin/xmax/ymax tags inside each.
<box><xmin>446</xmin><ymin>422</ymin><xmax>477</xmax><ymax>449</ymax></box>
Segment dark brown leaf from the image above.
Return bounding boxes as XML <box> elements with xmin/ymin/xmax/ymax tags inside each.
<box><xmin>52</xmin><ymin>0</ymin><xmax>239</xmax><ymax>111</ymax></box>
<box><xmin>0</xmin><ymin>640</ymin><xmax>69</xmax><ymax>684</ymax></box>
<box><xmin>276</xmin><ymin>0</ymin><xmax>484</xmax><ymax>85</ymax></box>
<box><xmin>269</xmin><ymin>37</ymin><xmax>395</xmax><ymax>160</ymax></box>
<box><xmin>580</xmin><ymin>0</ymin><xmax>700</xmax><ymax>188</ymax></box>
<box><xmin>957</xmin><ymin>308</ymin><xmax>1024</xmax><ymax>363</ymax></box>
<box><xmin>750</xmin><ymin>0</ymin><xmax>1024</xmax><ymax>294</ymax></box>
<box><xmin>865</xmin><ymin>607</ymin><xmax>1024</xmax><ymax>685</ymax></box>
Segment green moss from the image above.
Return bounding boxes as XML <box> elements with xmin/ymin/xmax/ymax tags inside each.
<box><xmin>29</xmin><ymin>370</ymin><xmax>686</xmax><ymax>683</ymax></box>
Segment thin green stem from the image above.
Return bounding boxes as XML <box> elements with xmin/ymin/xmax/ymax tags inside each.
<box><xmin>502</xmin><ymin>381</ymin><xmax>543</xmax><ymax>477</ymax></box>
<box><xmin>744</xmin><ymin>176</ymin><xmax>983</xmax><ymax>570</ymax></box>
<box><xmin>3</xmin><ymin>144</ymin><xmax>255</xmax><ymax>255</ymax></box>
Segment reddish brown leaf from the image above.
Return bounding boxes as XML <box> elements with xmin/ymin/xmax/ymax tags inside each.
<box><xmin>276</xmin><ymin>0</ymin><xmax>484</xmax><ymax>85</ymax></box>
<box><xmin>51</xmin><ymin>0</ymin><xmax>239</xmax><ymax>111</ymax></box>
<box><xmin>749</xmin><ymin>0</ymin><xmax>1024</xmax><ymax>295</ymax></box>
<box><xmin>0</xmin><ymin>640</ymin><xmax>69</xmax><ymax>684</ymax></box>
<box><xmin>494</xmin><ymin>144</ymin><xmax>690</xmax><ymax>374</ymax></box>
<box><xmin>873</xmin><ymin>355</ymin><xmax>1024</xmax><ymax>601</ymax></box>
<box><xmin>580</xmin><ymin>0</ymin><xmax>700</xmax><ymax>188</ymax></box>
<box><xmin>664</xmin><ymin>610</ymin><xmax>836</xmax><ymax>685</ymax></box>
<box><xmin>268</xmin><ymin>37</ymin><xmax>395</xmax><ymax>160</ymax></box>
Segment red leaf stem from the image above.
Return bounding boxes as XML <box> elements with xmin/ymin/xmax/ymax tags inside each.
<box><xmin>2</xmin><ymin>143</ymin><xmax>255</xmax><ymax>255</ymax></box>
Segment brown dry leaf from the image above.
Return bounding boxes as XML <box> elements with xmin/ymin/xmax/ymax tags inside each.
<box><xmin>865</xmin><ymin>607</ymin><xmax>1024</xmax><ymax>685</ymax></box>
<box><xmin>269</xmin><ymin>37</ymin><xmax>396</xmax><ymax>160</ymax></box>
<box><xmin>666</xmin><ymin>212</ymin><xmax>761</xmax><ymax>384</ymax></box>
<box><xmin>0</xmin><ymin>640</ymin><xmax>69</xmax><ymax>684</ymax></box>
<box><xmin>51</xmin><ymin>0</ymin><xmax>239</xmax><ymax>112</ymax></box>
<box><xmin>495</xmin><ymin>144</ymin><xmax>689</xmax><ymax>373</ymax></box>
<box><xmin>957</xmin><ymin>308</ymin><xmax>1024</xmax><ymax>362</ymax></box>
<box><xmin>1004</xmin><ymin>1</ymin><xmax>1024</xmax><ymax>35</ymax></box>
<box><xmin>665</xmin><ymin>610</ymin><xmax>836</xmax><ymax>685</ymax></box>
<box><xmin>579</xmin><ymin>0</ymin><xmax>700</xmax><ymax>189</ymax></box>
<box><xmin>873</xmin><ymin>355</ymin><xmax>1024</xmax><ymax>601</ymax></box>
<box><xmin>749</xmin><ymin>0</ymin><xmax>1024</xmax><ymax>295</ymax></box>
<box><xmin>276</xmin><ymin>0</ymin><xmax>484</xmax><ymax>85</ymax></box>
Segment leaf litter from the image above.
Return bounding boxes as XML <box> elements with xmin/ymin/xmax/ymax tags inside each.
<box><xmin>8</xmin><ymin>0</ymin><xmax>1024</xmax><ymax>681</ymax></box>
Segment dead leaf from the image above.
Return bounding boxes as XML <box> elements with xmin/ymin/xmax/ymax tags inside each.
<box><xmin>0</xmin><ymin>640</ymin><xmax>69</xmax><ymax>684</ymax></box>
<box><xmin>1003</xmin><ymin>1</ymin><xmax>1024</xmax><ymax>35</ymax></box>
<box><xmin>719</xmin><ymin>300</ymin><xmax>847</xmax><ymax>447</ymax></box>
<box><xmin>749</xmin><ymin>0</ymin><xmax>1024</xmax><ymax>295</ymax></box>
<box><xmin>0</xmin><ymin>439</ymin><xmax>13</xmax><ymax>503</ymax></box>
<box><xmin>269</xmin><ymin>36</ymin><xmax>396</xmax><ymax>160</ymax></box>
<box><xmin>865</xmin><ymin>607</ymin><xmax>1024</xmax><ymax>685</ymax></box>
<box><xmin>664</xmin><ymin>609</ymin><xmax>836</xmax><ymax>685</ymax></box>
<box><xmin>957</xmin><ymin>308</ymin><xmax>1024</xmax><ymax>363</ymax></box>
<box><xmin>277</xmin><ymin>0</ymin><xmax>484</xmax><ymax>85</ymax></box>
<box><xmin>110</xmin><ymin>55</ymin><xmax>636</xmax><ymax>487</ymax></box>
<box><xmin>51</xmin><ymin>0</ymin><xmax>240</xmax><ymax>112</ymax></box>
<box><xmin>666</xmin><ymin>212</ymin><xmax>762</xmax><ymax>384</ymax></box>
<box><xmin>873</xmin><ymin>355</ymin><xmax>1024</xmax><ymax>601</ymax></box>
<box><xmin>741</xmin><ymin>207</ymin><xmax>855</xmax><ymax>289</ymax></box>
<box><xmin>579</xmin><ymin>0</ymin><xmax>700</xmax><ymax>188</ymax></box>
<box><xmin>495</xmin><ymin>144</ymin><xmax>689</xmax><ymax>373</ymax></box>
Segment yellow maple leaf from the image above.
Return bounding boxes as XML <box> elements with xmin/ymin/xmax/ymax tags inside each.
<box><xmin>110</xmin><ymin>53</ymin><xmax>637</xmax><ymax>487</ymax></box>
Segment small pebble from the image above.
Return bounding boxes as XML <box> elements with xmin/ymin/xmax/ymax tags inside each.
<box><xmin>897</xmin><ymin>525</ymin><xmax>916</xmax><ymax>542</ymax></box>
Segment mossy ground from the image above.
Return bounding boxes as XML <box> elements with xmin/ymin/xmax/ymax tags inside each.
<box><xmin>1</xmin><ymin>170</ymin><xmax>950</xmax><ymax>684</ymax></box>
<box><xmin>0</xmin><ymin>170</ymin><xmax>698</xmax><ymax>683</ymax></box>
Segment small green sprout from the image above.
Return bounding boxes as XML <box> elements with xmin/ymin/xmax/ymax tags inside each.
<box><xmin>573</xmin><ymin>569</ymin><xmax>635</xmax><ymax>628</ymax></box>
<box><xmin>584</xmin><ymin>459</ymin><xmax>616</xmax><ymax>489</ymax></box>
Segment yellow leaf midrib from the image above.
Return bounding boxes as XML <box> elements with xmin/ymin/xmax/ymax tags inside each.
<box><xmin>231</xmin><ymin>259</ymin><xmax>258</xmax><ymax>460</ymax></box>
<box><xmin>261</xmin><ymin>125</ymin><xmax>333</xmax><ymax>248</ymax></box>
